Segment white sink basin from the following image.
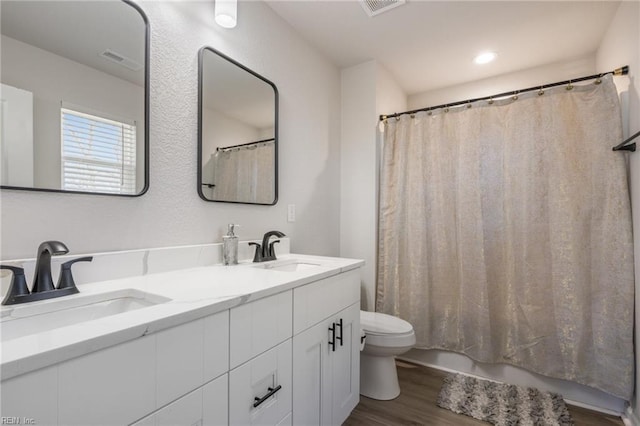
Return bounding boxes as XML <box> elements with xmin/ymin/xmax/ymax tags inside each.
<box><xmin>255</xmin><ymin>259</ymin><xmax>322</xmax><ymax>272</ymax></box>
<box><xmin>1</xmin><ymin>289</ymin><xmax>170</xmax><ymax>341</ymax></box>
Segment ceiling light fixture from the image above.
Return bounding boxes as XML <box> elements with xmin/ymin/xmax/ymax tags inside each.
<box><xmin>474</xmin><ymin>51</ymin><xmax>497</xmax><ymax>65</ymax></box>
<box><xmin>215</xmin><ymin>0</ymin><xmax>237</xmax><ymax>29</ymax></box>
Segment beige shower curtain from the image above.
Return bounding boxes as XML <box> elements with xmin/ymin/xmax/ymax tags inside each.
<box><xmin>211</xmin><ymin>142</ymin><xmax>275</xmax><ymax>203</ymax></box>
<box><xmin>376</xmin><ymin>74</ymin><xmax>634</xmax><ymax>399</ymax></box>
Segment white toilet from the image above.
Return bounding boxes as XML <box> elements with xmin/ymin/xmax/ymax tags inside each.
<box><xmin>359</xmin><ymin>310</ymin><xmax>416</xmax><ymax>400</ymax></box>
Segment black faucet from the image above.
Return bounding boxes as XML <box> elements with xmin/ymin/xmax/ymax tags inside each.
<box><xmin>1</xmin><ymin>241</ymin><xmax>92</xmax><ymax>305</ymax></box>
<box><xmin>250</xmin><ymin>231</ymin><xmax>286</xmax><ymax>262</ymax></box>
<box><xmin>32</xmin><ymin>240</ymin><xmax>69</xmax><ymax>293</ymax></box>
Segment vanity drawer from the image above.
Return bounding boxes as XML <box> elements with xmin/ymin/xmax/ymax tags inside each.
<box><xmin>131</xmin><ymin>373</ymin><xmax>228</xmax><ymax>426</ymax></box>
<box><xmin>293</xmin><ymin>269</ymin><xmax>360</xmax><ymax>334</ymax></box>
<box><xmin>229</xmin><ymin>339</ymin><xmax>292</xmax><ymax>426</ymax></box>
<box><xmin>230</xmin><ymin>290</ymin><xmax>292</xmax><ymax>369</ymax></box>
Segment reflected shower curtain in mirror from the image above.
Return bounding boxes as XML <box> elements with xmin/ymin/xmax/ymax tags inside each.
<box><xmin>210</xmin><ymin>142</ymin><xmax>274</xmax><ymax>203</ymax></box>
<box><xmin>376</xmin><ymin>75</ymin><xmax>634</xmax><ymax>399</ymax></box>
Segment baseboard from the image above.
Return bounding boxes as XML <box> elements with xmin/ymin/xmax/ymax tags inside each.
<box><xmin>624</xmin><ymin>406</ymin><xmax>640</xmax><ymax>426</ymax></box>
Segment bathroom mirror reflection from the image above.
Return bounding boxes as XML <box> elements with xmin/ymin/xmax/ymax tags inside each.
<box><xmin>0</xmin><ymin>0</ymin><xmax>149</xmax><ymax>196</ymax></box>
<box><xmin>198</xmin><ymin>46</ymin><xmax>278</xmax><ymax>205</ymax></box>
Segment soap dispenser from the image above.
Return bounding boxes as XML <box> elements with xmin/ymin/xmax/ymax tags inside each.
<box><xmin>223</xmin><ymin>224</ymin><xmax>239</xmax><ymax>265</ymax></box>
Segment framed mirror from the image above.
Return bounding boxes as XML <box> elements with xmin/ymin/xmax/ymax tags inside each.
<box><xmin>0</xmin><ymin>0</ymin><xmax>149</xmax><ymax>196</ymax></box>
<box><xmin>198</xmin><ymin>47</ymin><xmax>278</xmax><ymax>205</ymax></box>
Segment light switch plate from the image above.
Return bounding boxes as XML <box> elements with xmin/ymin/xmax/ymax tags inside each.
<box><xmin>287</xmin><ymin>204</ymin><xmax>296</xmax><ymax>222</ymax></box>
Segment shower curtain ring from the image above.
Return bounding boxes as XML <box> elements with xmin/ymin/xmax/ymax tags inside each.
<box><xmin>466</xmin><ymin>101</ymin><xmax>472</xmax><ymax>109</ymax></box>
<box><xmin>488</xmin><ymin>97</ymin><xmax>494</xmax><ymax>105</ymax></box>
<box><xmin>595</xmin><ymin>75</ymin><xmax>602</xmax><ymax>85</ymax></box>
<box><xmin>538</xmin><ymin>87</ymin><xmax>545</xmax><ymax>96</ymax></box>
<box><xmin>444</xmin><ymin>105</ymin><xmax>450</xmax><ymax>113</ymax></box>
<box><xmin>566</xmin><ymin>80</ymin><xmax>574</xmax><ymax>91</ymax></box>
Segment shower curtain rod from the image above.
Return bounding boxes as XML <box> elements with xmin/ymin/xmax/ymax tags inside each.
<box><xmin>217</xmin><ymin>138</ymin><xmax>275</xmax><ymax>152</ymax></box>
<box><xmin>379</xmin><ymin>66</ymin><xmax>629</xmax><ymax>122</ymax></box>
<box><xmin>612</xmin><ymin>130</ymin><xmax>640</xmax><ymax>152</ymax></box>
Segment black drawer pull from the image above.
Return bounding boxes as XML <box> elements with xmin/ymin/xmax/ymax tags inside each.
<box><xmin>253</xmin><ymin>385</ymin><xmax>282</xmax><ymax>408</ymax></box>
<box><xmin>336</xmin><ymin>318</ymin><xmax>343</xmax><ymax>346</ymax></box>
<box><xmin>328</xmin><ymin>322</ymin><xmax>336</xmax><ymax>352</ymax></box>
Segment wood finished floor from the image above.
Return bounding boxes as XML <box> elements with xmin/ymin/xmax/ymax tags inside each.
<box><xmin>344</xmin><ymin>361</ymin><xmax>624</xmax><ymax>426</ymax></box>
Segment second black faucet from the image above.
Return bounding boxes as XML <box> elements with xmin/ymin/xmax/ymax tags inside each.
<box><xmin>249</xmin><ymin>230</ymin><xmax>286</xmax><ymax>262</ymax></box>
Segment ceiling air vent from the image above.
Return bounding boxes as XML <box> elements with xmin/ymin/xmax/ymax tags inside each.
<box><xmin>359</xmin><ymin>0</ymin><xmax>406</xmax><ymax>17</ymax></box>
<box><xmin>99</xmin><ymin>49</ymin><xmax>142</xmax><ymax>72</ymax></box>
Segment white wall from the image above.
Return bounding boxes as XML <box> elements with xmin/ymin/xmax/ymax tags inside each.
<box><xmin>595</xmin><ymin>1</ymin><xmax>640</xmax><ymax>422</ymax></box>
<box><xmin>340</xmin><ymin>61</ymin><xmax>405</xmax><ymax>311</ymax></box>
<box><xmin>340</xmin><ymin>61</ymin><xmax>376</xmax><ymax>310</ymax></box>
<box><xmin>0</xmin><ymin>0</ymin><xmax>342</xmax><ymax>260</ymax></box>
<box><xmin>408</xmin><ymin>55</ymin><xmax>596</xmax><ymax>109</ymax></box>
<box><xmin>1</xmin><ymin>35</ymin><xmax>145</xmax><ymax>191</ymax></box>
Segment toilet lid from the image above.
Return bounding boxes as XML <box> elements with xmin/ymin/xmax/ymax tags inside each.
<box><xmin>360</xmin><ymin>311</ymin><xmax>413</xmax><ymax>335</ymax></box>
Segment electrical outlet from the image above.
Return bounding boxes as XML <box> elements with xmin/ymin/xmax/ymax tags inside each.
<box><xmin>287</xmin><ymin>204</ymin><xmax>296</xmax><ymax>222</ymax></box>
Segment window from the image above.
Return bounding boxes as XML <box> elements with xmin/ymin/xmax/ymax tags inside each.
<box><xmin>61</xmin><ymin>108</ymin><xmax>136</xmax><ymax>194</ymax></box>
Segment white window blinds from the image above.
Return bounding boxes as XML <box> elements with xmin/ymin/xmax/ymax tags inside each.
<box><xmin>61</xmin><ymin>108</ymin><xmax>136</xmax><ymax>194</ymax></box>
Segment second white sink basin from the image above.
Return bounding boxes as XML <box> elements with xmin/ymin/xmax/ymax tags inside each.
<box><xmin>255</xmin><ymin>259</ymin><xmax>322</xmax><ymax>272</ymax></box>
<box><xmin>1</xmin><ymin>289</ymin><xmax>171</xmax><ymax>341</ymax></box>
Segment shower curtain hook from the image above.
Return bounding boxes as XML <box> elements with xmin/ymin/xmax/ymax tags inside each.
<box><xmin>566</xmin><ymin>80</ymin><xmax>574</xmax><ymax>91</ymax></box>
<box><xmin>512</xmin><ymin>91</ymin><xmax>519</xmax><ymax>101</ymax></box>
<box><xmin>538</xmin><ymin>87</ymin><xmax>545</xmax><ymax>96</ymax></box>
<box><xmin>488</xmin><ymin>97</ymin><xmax>494</xmax><ymax>105</ymax></box>
<box><xmin>444</xmin><ymin>105</ymin><xmax>450</xmax><ymax>113</ymax></box>
<box><xmin>466</xmin><ymin>101</ymin><xmax>472</xmax><ymax>109</ymax></box>
<box><xmin>595</xmin><ymin>74</ymin><xmax>603</xmax><ymax>85</ymax></box>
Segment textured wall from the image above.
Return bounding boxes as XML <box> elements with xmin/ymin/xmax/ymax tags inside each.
<box><xmin>0</xmin><ymin>1</ymin><xmax>342</xmax><ymax>260</ymax></box>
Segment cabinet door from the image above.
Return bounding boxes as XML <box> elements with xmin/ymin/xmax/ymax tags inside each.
<box><xmin>203</xmin><ymin>374</ymin><xmax>229</xmax><ymax>426</ymax></box>
<box><xmin>331</xmin><ymin>303</ymin><xmax>360</xmax><ymax>425</ymax></box>
<box><xmin>292</xmin><ymin>317</ymin><xmax>332</xmax><ymax>426</ymax></box>
<box><xmin>1</xmin><ymin>366</ymin><xmax>58</xmax><ymax>425</ymax></box>
<box><xmin>58</xmin><ymin>335</ymin><xmax>156</xmax><ymax>426</ymax></box>
<box><xmin>229</xmin><ymin>339</ymin><xmax>292</xmax><ymax>426</ymax></box>
<box><xmin>230</xmin><ymin>291</ymin><xmax>292</xmax><ymax>369</ymax></box>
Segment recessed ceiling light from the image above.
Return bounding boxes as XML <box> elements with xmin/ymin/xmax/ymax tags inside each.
<box><xmin>474</xmin><ymin>51</ymin><xmax>497</xmax><ymax>65</ymax></box>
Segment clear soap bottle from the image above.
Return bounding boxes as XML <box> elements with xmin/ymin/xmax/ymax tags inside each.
<box><xmin>223</xmin><ymin>224</ymin><xmax>239</xmax><ymax>265</ymax></box>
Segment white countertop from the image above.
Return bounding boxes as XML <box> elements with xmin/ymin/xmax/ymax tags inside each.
<box><xmin>0</xmin><ymin>254</ymin><xmax>364</xmax><ymax>381</ymax></box>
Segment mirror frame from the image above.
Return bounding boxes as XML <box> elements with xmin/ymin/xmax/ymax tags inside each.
<box><xmin>197</xmin><ymin>46</ymin><xmax>279</xmax><ymax>205</ymax></box>
<box><xmin>0</xmin><ymin>0</ymin><xmax>150</xmax><ymax>197</ymax></box>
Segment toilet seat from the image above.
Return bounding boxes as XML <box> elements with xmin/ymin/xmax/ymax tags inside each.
<box><xmin>361</xmin><ymin>311</ymin><xmax>413</xmax><ymax>335</ymax></box>
<box><xmin>360</xmin><ymin>311</ymin><xmax>416</xmax><ymax>348</ymax></box>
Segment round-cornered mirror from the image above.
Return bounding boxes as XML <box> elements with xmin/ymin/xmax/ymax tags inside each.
<box><xmin>0</xmin><ymin>0</ymin><xmax>149</xmax><ymax>196</ymax></box>
<box><xmin>198</xmin><ymin>46</ymin><xmax>278</xmax><ymax>205</ymax></box>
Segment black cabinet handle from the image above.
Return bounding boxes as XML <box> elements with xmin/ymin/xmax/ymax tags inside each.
<box><xmin>253</xmin><ymin>385</ymin><xmax>282</xmax><ymax>408</ymax></box>
<box><xmin>336</xmin><ymin>318</ymin><xmax>343</xmax><ymax>346</ymax></box>
<box><xmin>328</xmin><ymin>322</ymin><xmax>336</xmax><ymax>352</ymax></box>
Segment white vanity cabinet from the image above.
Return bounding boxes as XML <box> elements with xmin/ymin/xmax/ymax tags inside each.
<box><xmin>1</xmin><ymin>264</ymin><xmax>362</xmax><ymax>426</ymax></box>
<box><xmin>292</xmin><ymin>269</ymin><xmax>360</xmax><ymax>426</ymax></box>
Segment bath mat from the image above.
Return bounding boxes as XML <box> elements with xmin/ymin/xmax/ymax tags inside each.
<box><xmin>437</xmin><ymin>373</ymin><xmax>573</xmax><ymax>426</ymax></box>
